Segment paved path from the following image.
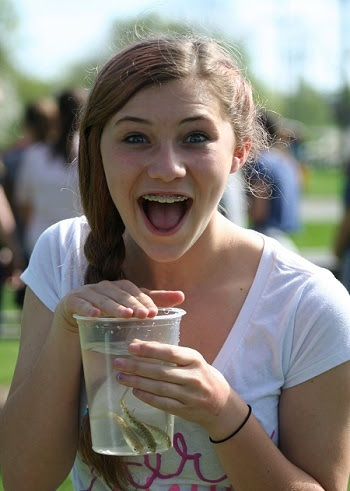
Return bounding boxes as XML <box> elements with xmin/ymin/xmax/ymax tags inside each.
<box><xmin>301</xmin><ymin>196</ymin><xmax>342</xmax><ymax>223</ymax></box>
<box><xmin>299</xmin><ymin>195</ymin><xmax>342</xmax><ymax>272</ymax></box>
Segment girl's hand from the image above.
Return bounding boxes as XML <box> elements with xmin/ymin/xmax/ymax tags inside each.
<box><xmin>55</xmin><ymin>280</ymin><xmax>185</xmax><ymax>329</ymax></box>
<box><xmin>113</xmin><ymin>340</ymin><xmax>233</xmax><ymax>434</ymax></box>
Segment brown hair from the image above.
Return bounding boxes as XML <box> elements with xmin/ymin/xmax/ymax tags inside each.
<box><xmin>53</xmin><ymin>88</ymin><xmax>86</xmax><ymax>163</ymax></box>
<box><xmin>24</xmin><ymin>98</ymin><xmax>58</xmax><ymax>143</ymax></box>
<box><xmin>78</xmin><ymin>34</ymin><xmax>265</xmax><ymax>488</ymax></box>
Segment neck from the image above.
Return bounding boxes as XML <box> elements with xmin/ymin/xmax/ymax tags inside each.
<box><xmin>123</xmin><ymin>213</ymin><xmax>239</xmax><ymax>292</ymax></box>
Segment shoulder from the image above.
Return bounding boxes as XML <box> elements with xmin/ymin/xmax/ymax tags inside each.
<box><xmin>36</xmin><ymin>216</ymin><xmax>89</xmax><ymax>254</ymax></box>
<box><xmin>263</xmin><ymin>237</ymin><xmax>350</xmax><ymax>385</ymax></box>
<box><xmin>266</xmin><ymin>236</ymin><xmax>349</xmax><ymax>311</ymax></box>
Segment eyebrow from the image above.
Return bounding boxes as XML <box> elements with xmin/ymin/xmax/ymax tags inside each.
<box><xmin>114</xmin><ymin>115</ymin><xmax>212</xmax><ymax>127</ymax></box>
<box><xmin>114</xmin><ymin>116</ymin><xmax>150</xmax><ymax>126</ymax></box>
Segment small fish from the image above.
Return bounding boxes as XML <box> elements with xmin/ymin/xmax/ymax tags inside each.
<box><xmin>108</xmin><ymin>411</ymin><xmax>144</xmax><ymax>454</ymax></box>
<box><xmin>121</xmin><ymin>389</ymin><xmax>157</xmax><ymax>453</ymax></box>
<box><xmin>143</xmin><ymin>422</ymin><xmax>172</xmax><ymax>449</ymax></box>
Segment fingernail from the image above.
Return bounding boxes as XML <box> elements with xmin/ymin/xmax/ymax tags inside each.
<box><xmin>117</xmin><ymin>372</ymin><xmax>124</xmax><ymax>381</ymax></box>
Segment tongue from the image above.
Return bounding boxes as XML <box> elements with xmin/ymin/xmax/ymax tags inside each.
<box><xmin>146</xmin><ymin>202</ymin><xmax>184</xmax><ymax>230</ymax></box>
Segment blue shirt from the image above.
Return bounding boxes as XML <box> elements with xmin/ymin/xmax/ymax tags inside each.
<box><xmin>249</xmin><ymin>148</ymin><xmax>300</xmax><ymax>233</ymax></box>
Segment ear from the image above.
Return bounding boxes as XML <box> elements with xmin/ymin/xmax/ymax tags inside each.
<box><xmin>230</xmin><ymin>140</ymin><xmax>252</xmax><ymax>174</ymax></box>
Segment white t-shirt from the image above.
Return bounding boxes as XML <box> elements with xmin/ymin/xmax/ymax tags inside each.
<box><xmin>15</xmin><ymin>142</ymin><xmax>82</xmax><ymax>255</ymax></box>
<box><xmin>21</xmin><ymin>216</ymin><xmax>350</xmax><ymax>491</ymax></box>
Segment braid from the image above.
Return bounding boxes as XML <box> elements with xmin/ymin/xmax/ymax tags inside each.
<box><xmin>78</xmin><ymin>210</ymin><xmax>131</xmax><ymax>489</ymax></box>
<box><xmin>84</xmin><ymin>212</ymin><xmax>126</xmax><ymax>284</ymax></box>
<box><xmin>78</xmin><ymin>129</ymin><xmax>130</xmax><ymax>486</ymax></box>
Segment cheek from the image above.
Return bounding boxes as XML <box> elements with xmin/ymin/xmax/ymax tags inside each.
<box><xmin>101</xmin><ymin>149</ymin><xmax>129</xmax><ymax>191</ymax></box>
<box><xmin>201</xmin><ymin>150</ymin><xmax>231</xmax><ymax>184</ymax></box>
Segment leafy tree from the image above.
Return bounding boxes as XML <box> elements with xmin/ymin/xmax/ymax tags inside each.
<box><xmin>0</xmin><ymin>0</ymin><xmax>54</xmax><ymax>150</ymax></box>
<box><xmin>0</xmin><ymin>0</ymin><xmax>17</xmax><ymax>71</ymax></box>
<box><xmin>60</xmin><ymin>13</ymin><xmax>254</xmax><ymax>90</ymax></box>
<box><xmin>283</xmin><ymin>81</ymin><xmax>334</xmax><ymax>126</ymax></box>
<box><xmin>332</xmin><ymin>85</ymin><xmax>350</xmax><ymax>128</ymax></box>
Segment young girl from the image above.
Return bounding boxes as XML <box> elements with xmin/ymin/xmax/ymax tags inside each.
<box><xmin>1</xmin><ymin>35</ymin><xmax>349</xmax><ymax>491</ymax></box>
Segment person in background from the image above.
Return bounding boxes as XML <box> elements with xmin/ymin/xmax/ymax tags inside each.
<box><xmin>334</xmin><ymin>159</ymin><xmax>350</xmax><ymax>290</ymax></box>
<box><xmin>1</xmin><ymin>97</ymin><xmax>59</xmax><ymax>306</ymax></box>
<box><xmin>14</xmin><ymin>89</ymin><xmax>85</xmax><ymax>260</ymax></box>
<box><xmin>0</xmin><ymin>162</ymin><xmax>25</xmax><ymax>333</ymax></box>
<box><xmin>247</xmin><ymin>110</ymin><xmax>302</xmax><ymax>252</ymax></box>
<box><xmin>0</xmin><ymin>35</ymin><xmax>349</xmax><ymax>491</ymax></box>
<box><xmin>2</xmin><ymin>97</ymin><xmax>59</xmax><ymax>240</ymax></box>
<box><xmin>0</xmin><ymin>184</ymin><xmax>24</xmax><ymax>279</ymax></box>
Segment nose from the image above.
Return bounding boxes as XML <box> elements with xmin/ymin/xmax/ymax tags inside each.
<box><xmin>147</xmin><ymin>142</ymin><xmax>186</xmax><ymax>182</ymax></box>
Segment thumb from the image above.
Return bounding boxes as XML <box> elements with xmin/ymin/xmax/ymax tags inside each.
<box><xmin>141</xmin><ymin>288</ymin><xmax>185</xmax><ymax>308</ymax></box>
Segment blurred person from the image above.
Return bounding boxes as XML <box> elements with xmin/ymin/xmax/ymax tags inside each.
<box><xmin>334</xmin><ymin>160</ymin><xmax>350</xmax><ymax>290</ymax></box>
<box><xmin>14</xmin><ymin>89</ymin><xmax>85</xmax><ymax>260</ymax></box>
<box><xmin>2</xmin><ymin>97</ymin><xmax>59</xmax><ymax>306</ymax></box>
<box><xmin>247</xmin><ymin>110</ymin><xmax>301</xmax><ymax>252</ymax></box>
<box><xmin>2</xmin><ymin>97</ymin><xmax>59</xmax><ymax>234</ymax></box>
<box><xmin>0</xmin><ymin>162</ymin><xmax>25</xmax><ymax>334</ymax></box>
<box><xmin>279</xmin><ymin>118</ymin><xmax>310</xmax><ymax>192</ymax></box>
<box><xmin>0</xmin><ymin>182</ymin><xmax>25</xmax><ymax>288</ymax></box>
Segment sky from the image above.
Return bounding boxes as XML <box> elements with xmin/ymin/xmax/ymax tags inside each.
<box><xmin>7</xmin><ymin>0</ymin><xmax>350</xmax><ymax>93</ymax></box>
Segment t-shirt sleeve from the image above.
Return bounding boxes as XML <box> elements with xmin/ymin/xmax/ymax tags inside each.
<box><xmin>284</xmin><ymin>270</ymin><xmax>350</xmax><ymax>388</ymax></box>
<box><xmin>21</xmin><ymin>219</ymin><xmax>84</xmax><ymax>312</ymax></box>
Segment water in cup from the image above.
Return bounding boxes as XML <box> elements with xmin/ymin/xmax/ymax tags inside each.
<box><xmin>74</xmin><ymin>308</ymin><xmax>186</xmax><ymax>456</ymax></box>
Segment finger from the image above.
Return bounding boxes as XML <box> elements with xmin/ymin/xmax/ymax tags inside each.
<box><xmin>72</xmin><ymin>288</ymin><xmax>136</xmax><ymax>318</ymax></box>
<box><xmin>141</xmin><ymin>289</ymin><xmax>185</xmax><ymax>308</ymax></box>
<box><xmin>114</xmin><ymin>355</ymin><xmax>185</xmax><ymax>384</ymax></box>
<box><xmin>128</xmin><ymin>341</ymin><xmax>201</xmax><ymax>367</ymax></box>
<box><xmin>107</xmin><ymin>281</ymin><xmax>159</xmax><ymax>317</ymax></box>
<box><xmin>92</xmin><ymin>281</ymin><xmax>155</xmax><ymax>317</ymax></box>
<box><xmin>132</xmin><ymin>388</ymin><xmax>184</xmax><ymax>414</ymax></box>
<box><xmin>117</xmin><ymin>374</ymin><xmax>184</xmax><ymax>404</ymax></box>
<box><xmin>66</xmin><ymin>295</ymin><xmax>102</xmax><ymax>318</ymax></box>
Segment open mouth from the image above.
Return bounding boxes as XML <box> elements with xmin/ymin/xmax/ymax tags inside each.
<box><xmin>140</xmin><ymin>194</ymin><xmax>192</xmax><ymax>233</ymax></box>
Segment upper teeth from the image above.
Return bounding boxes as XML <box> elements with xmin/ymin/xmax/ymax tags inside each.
<box><xmin>143</xmin><ymin>194</ymin><xmax>188</xmax><ymax>203</ymax></box>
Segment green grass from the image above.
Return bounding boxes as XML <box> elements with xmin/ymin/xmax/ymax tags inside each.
<box><xmin>0</xmin><ymin>340</ymin><xmax>19</xmax><ymax>385</ymax></box>
<box><xmin>1</xmin><ymin>287</ymin><xmax>18</xmax><ymax>311</ymax></box>
<box><xmin>291</xmin><ymin>221</ymin><xmax>338</xmax><ymax>249</ymax></box>
<box><xmin>0</xmin><ymin>473</ymin><xmax>73</xmax><ymax>490</ymax></box>
<box><xmin>303</xmin><ymin>166</ymin><xmax>343</xmax><ymax>197</ymax></box>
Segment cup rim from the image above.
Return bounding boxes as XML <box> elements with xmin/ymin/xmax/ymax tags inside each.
<box><xmin>73</xmin><ymin>307</ymin><xmax>186</xmax><ymax>323</ymax></box>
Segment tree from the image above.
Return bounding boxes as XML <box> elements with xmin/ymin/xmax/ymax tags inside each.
<box><xmin>60</xmin><ymin>13</ymin><xmax>253</xmax><ymax>91</ymax></box>
<box><xmin>0</xmin><ymin>0</ymin><xmax>17</xmax><ymax>71</ymax></box>
<box><xmin>0</xmin><ymin>0</ymin><xmax>53</xmax><ymax>150</ymax></box>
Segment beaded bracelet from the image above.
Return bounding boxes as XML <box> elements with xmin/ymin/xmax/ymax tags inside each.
<box><xmin>209</xmin><ymin>404</ymin><xmax>252</xmax><ymax>444</ymax></box>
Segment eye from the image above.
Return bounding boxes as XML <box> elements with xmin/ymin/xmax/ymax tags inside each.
<box><xmin>184</xmin><ymin>132</ymin><xmax>209</xmax><ymax>144</ymax></box>
<box><xmin>123</xmin><ymin>134</ymin><xmax>148</xmax><ymax>144</ymax></box>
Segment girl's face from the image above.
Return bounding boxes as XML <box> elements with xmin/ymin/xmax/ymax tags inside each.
<box><xmin>100</xmin><ymin>77</ymin><xmax>246</xmax><ymax>262</ymax></box>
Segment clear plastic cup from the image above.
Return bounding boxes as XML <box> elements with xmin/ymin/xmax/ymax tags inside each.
<box><xmin>74</xmin><ymin>308</ymin><xmax>186</xmax><ymax>456</ymax></box>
